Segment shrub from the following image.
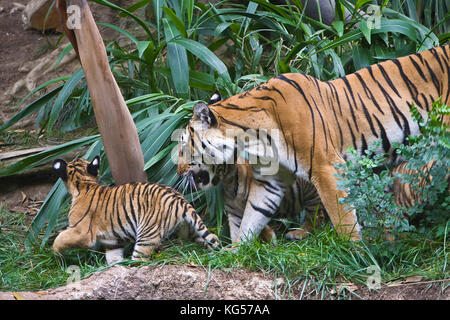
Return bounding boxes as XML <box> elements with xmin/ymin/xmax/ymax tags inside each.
<box><xmin>393</xmin><ymin>99</ymin><xmax>449</xmax><ymax>239</ymax></box>
<box><xmin>336</xmin><ymin>99</ymin><xmax>449</xmax><ymax>241</ymax></box>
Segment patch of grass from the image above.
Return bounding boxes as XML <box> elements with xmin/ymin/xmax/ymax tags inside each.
<box><xmin>151</xmin><ymin>227</ymin><xmax>448</xmax><ymax>290</ymax></box>
<box><xmin>0</xmin><ymin>204</ymin><xmax>447</xmax><ymax>296</ymax></box>
<box><xmin>0</xmin><ymin>204</ymin><xmax>104</xmax><ymax>291</ymax></box>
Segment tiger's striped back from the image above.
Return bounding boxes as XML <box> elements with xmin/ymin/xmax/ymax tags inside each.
<box><xmin>52</xmin><ymin>157</ymin><xmax>219</xmax><ymax>262</ymax></box>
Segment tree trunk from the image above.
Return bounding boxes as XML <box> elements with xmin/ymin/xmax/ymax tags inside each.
<box><xmin>56</xmin><ymin>0</ymin><xmax>147</xmax><ymax>185</ymax></box>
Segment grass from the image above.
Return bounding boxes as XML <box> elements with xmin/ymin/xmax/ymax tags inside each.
<box><xmin>0</xmin><ymin>204</ymin><xmax>448</xmax><ymax>297</ymax></box>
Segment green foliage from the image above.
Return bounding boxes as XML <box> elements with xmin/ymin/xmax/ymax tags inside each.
<box><xmin>336</xmin><ymin>100</ymin><xmax>449</xmax><ymax>241</ymax></box>
<box><xmin>0</xmin><ymin>0</ymin><xmax>447</xmax><ymax>245</ymax></box>
<box><xmin>393</xmin><ymin>99</ymin><xmax>450</xmax><ymax>239</ymax></box>
<box><xmin>335</xmin><ymin>141</ymin><xmax>412</xmax><ymax>241</ymax></box>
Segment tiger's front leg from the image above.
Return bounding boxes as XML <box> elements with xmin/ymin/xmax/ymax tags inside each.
<box><xmin>236</xmin><ymin>176</ymin><xmax>286</xmax><ymax>242</ymax></box>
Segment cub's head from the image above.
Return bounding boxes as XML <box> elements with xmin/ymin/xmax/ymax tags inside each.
<box><xmin>53</xmin><ymin>156</ymin><xmax>100</xmax><ymax>192</ymax></box>
<box><xmin>177</xmin><ymin>91</ymin><xmax>234</xmax><ymax>190</ymax></box>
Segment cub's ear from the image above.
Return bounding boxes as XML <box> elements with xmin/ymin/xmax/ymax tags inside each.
<box><xmin>193</xmin><ymin>102</ymin><xmax>217</xmax><ymax>128</ymax></box>
<box><xmin>208</xmin><ymin>90</ymin><xmax>221</xmax><ymax>105</ymax></box>
<box><xmin>53</xmin><ymin>159</ymin><xmax>67</xmax><ymax>180</ymax></box>
<box><xmin>87</xmin><ymin>156</ymin><xmax>100</xmax><ymax>177</ymax></box>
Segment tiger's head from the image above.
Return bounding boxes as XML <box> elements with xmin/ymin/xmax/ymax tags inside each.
<box><xmin>53</xmin><ymin>156</ymin><xmax>100</xmax><ymax>194</ymax></box>
<box><xmin>177</xmin><ymin>91</ymin><xmax>235</xmax><ymax>190</ymax></box>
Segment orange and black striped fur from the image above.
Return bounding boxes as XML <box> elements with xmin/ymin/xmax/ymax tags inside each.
<box><xmin>52</xmin><ymin>156</ymin><xmax>219</xmax><ymax>263</ymax></box>
<box><xmin>391</xmin><ymin>160</ymin><xmax>449</xmax><ymax>208</ymax></box>
<box><xmin>178</xmin><ymin>45</ymin><xmax>449</xmax><ymax>242</ymax></box>
<box><xmin>179</xmin><ymin>93</ymin><xmax>325</xmax><ymax>242</ymax></box>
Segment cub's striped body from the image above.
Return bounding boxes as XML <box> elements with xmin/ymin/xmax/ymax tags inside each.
<box><xmin>52</xmin><ymin>156</ymin><xmax>219</xmax><ymax>263</ymax></box>
<box><xmin>178</xmin><ymin>45</ymin><xmax>450</xmax><ymax>242</ymax></box>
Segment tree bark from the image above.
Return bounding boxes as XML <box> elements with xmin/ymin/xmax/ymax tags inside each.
<box><xmin>56</xmin><ymin>0</ymin><xmax>147</xmax><ymax>184</ymax></box>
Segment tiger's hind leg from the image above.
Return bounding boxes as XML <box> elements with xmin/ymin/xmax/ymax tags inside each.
<box><xmin>311</xmin><ymin>162</ymin><xmax>361</xmax><ymax>240</ymax></box>
<box><xmin>183</xmin><ymin>208</ymin><xmax>220</xmax><ymax>250</ymax></box>
<box><xmin>132</xmin><ymin>238</ymin><xmax>160</xmax><ymax>261</ymax></box>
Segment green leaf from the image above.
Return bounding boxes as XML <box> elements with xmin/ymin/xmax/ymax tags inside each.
<box><xmin>162</xmin><ymin>7</ymin><xmax>187</xmax><ymax>38</ymax></box>
<box><xmin>98</xmin><ymin>22</ymin><xmax>139</xmax><ymax>46</ymax></box>
<box><xmin>170</xmin><ymin>38</ymin><xmax>231</xmax><ymax>83</ymax></box>
<box><xmin>332</xmin><ymin>20</ymin><xmax>344</xmax><ymax>37</ymax></box>
<box><xmin>163</xmin><ymin>18</ymin><xmax>189</xmax><ymax>97</ymax></box>
<box><xmin>136</xmin><ymin>41</ymin><xmax>152</xmax><ymax>59</ymax></box>
<box><xmin>92</xmin><ymin>0</ymin><xmax>154</xmax><ymax>41</ymax></box>
<box><xmin>119</xmin><ymin>0</ymin><xmax>152</xmax><ymax>17</ymax></box>
<box><xmin>144</xmin><ymin>142</ymin><xmax>177</xmax><ymax>170</ymax></box>
<box><xmin>359</xmin><ymin>19</ymin><xmax>371</xmax><ymax>44</ymax></box>
<box><xmin>54</xmin><ymin>44</ymin><xmax>74</xmax><ymax>69</ymax></box>
<box><xmin>26</xmin><ymin>179</ymin><xmax>69</xmax><ymax>247</ymax></box>
<box><xmin>0</xmin><ymin>84</ymin><xmax>63</xmax><ymax>132</ymax></box>
<box><xmin>47</xmin><ymin>68</ymin><xmax>85</xmax><ymax>132</ymax></box>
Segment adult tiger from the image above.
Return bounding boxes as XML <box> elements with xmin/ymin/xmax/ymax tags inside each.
<box><xmin>52</xmin><ymin>156</ymin><xmax>219</xmax><ymax>263</ymax></box>
<box><xmin>178</xmin><ymin>45</ymin><xmax>450</xmax><ymax>242</ymax></box>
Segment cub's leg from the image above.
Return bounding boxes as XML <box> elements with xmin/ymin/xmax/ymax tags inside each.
<box><xmin>311</xmin><ymin>163</ymin><xmax>361</xmax><ymax>240</ymax></box>
<box><xmin>52</xmin><ymin>228</ymin><xmax>95</xmax><ymax>254</ymax></box>
<box><xmin>228</xmin><ymin>212</ymin><xmax>275</xmax><ymax>243</ymax></box>
<box><xmin>237</xmin><ymin>176</ymin><xmax>285</xmax><ymax>242</ymax></box>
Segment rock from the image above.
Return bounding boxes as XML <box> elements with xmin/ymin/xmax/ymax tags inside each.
<box><xmin>23</xmin><ymin>0</ymin><xmax>62</xmax><ymax>31</ymax></box>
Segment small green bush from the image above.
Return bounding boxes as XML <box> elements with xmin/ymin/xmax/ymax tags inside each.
<box><xmin>393</xmin><ymin>99</ymin><xmax>449</xmax><ymax>239</ymax></box>
<box><xmin>336</xmin><ymin>99</ymin><xmax>449</xmax><ymax>241</ymax></box>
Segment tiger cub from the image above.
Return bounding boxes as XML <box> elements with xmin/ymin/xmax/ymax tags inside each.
<box><xmin>52</xmin><ymin>156</ymin><xmax>220</xmax><ymax>263</ymax></box>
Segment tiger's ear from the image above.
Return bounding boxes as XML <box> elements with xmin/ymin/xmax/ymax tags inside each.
<box><xmin>193</xmin><ymin>102</ymin><xmax>217</xmax><ymax>128</ymax></box>
<box><xmin>53</xmin><ymin>159</ymin><xmax>68</xmax><ymax>180</ymax></box>
<box><xmin>87</xmin><ymin>156</ymin><xmax>100</xmax><ymax>177</ymax></box>
<box><xmin>208</xmin><ymin>90</ymin><xmax>221</xmax><ymax>105</ymax></box>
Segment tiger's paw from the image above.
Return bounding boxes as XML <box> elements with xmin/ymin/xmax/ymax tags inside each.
<box><xmin>285</xmin><ymin>229</ymin><xmax>309</xmax><ymax>240</ymax></box>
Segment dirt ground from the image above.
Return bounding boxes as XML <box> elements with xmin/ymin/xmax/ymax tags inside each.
<box><xmin>0</xmin><ymin>264</ymin><xmax>448</xmax><ymax>300</ymax></box>
<box><xmin>0</xmin><ymin>1</ymin><xmax>448</xmax><ymax>301</ymax></box>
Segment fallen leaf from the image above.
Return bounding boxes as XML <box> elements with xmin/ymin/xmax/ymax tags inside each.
<box><xmin>21</xmin><ymin>192</ymin><xmax>28</xmax><ymax>203</ymax></box>
<box><xmin>404</xmin><ymin>275</ymin><xmax>425</xmax><ymax>283</ymax></box>
<box><xmin>13</xmin><ymin>292</ymin><xmax>25</xmax><ymax>300</ymax></box>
